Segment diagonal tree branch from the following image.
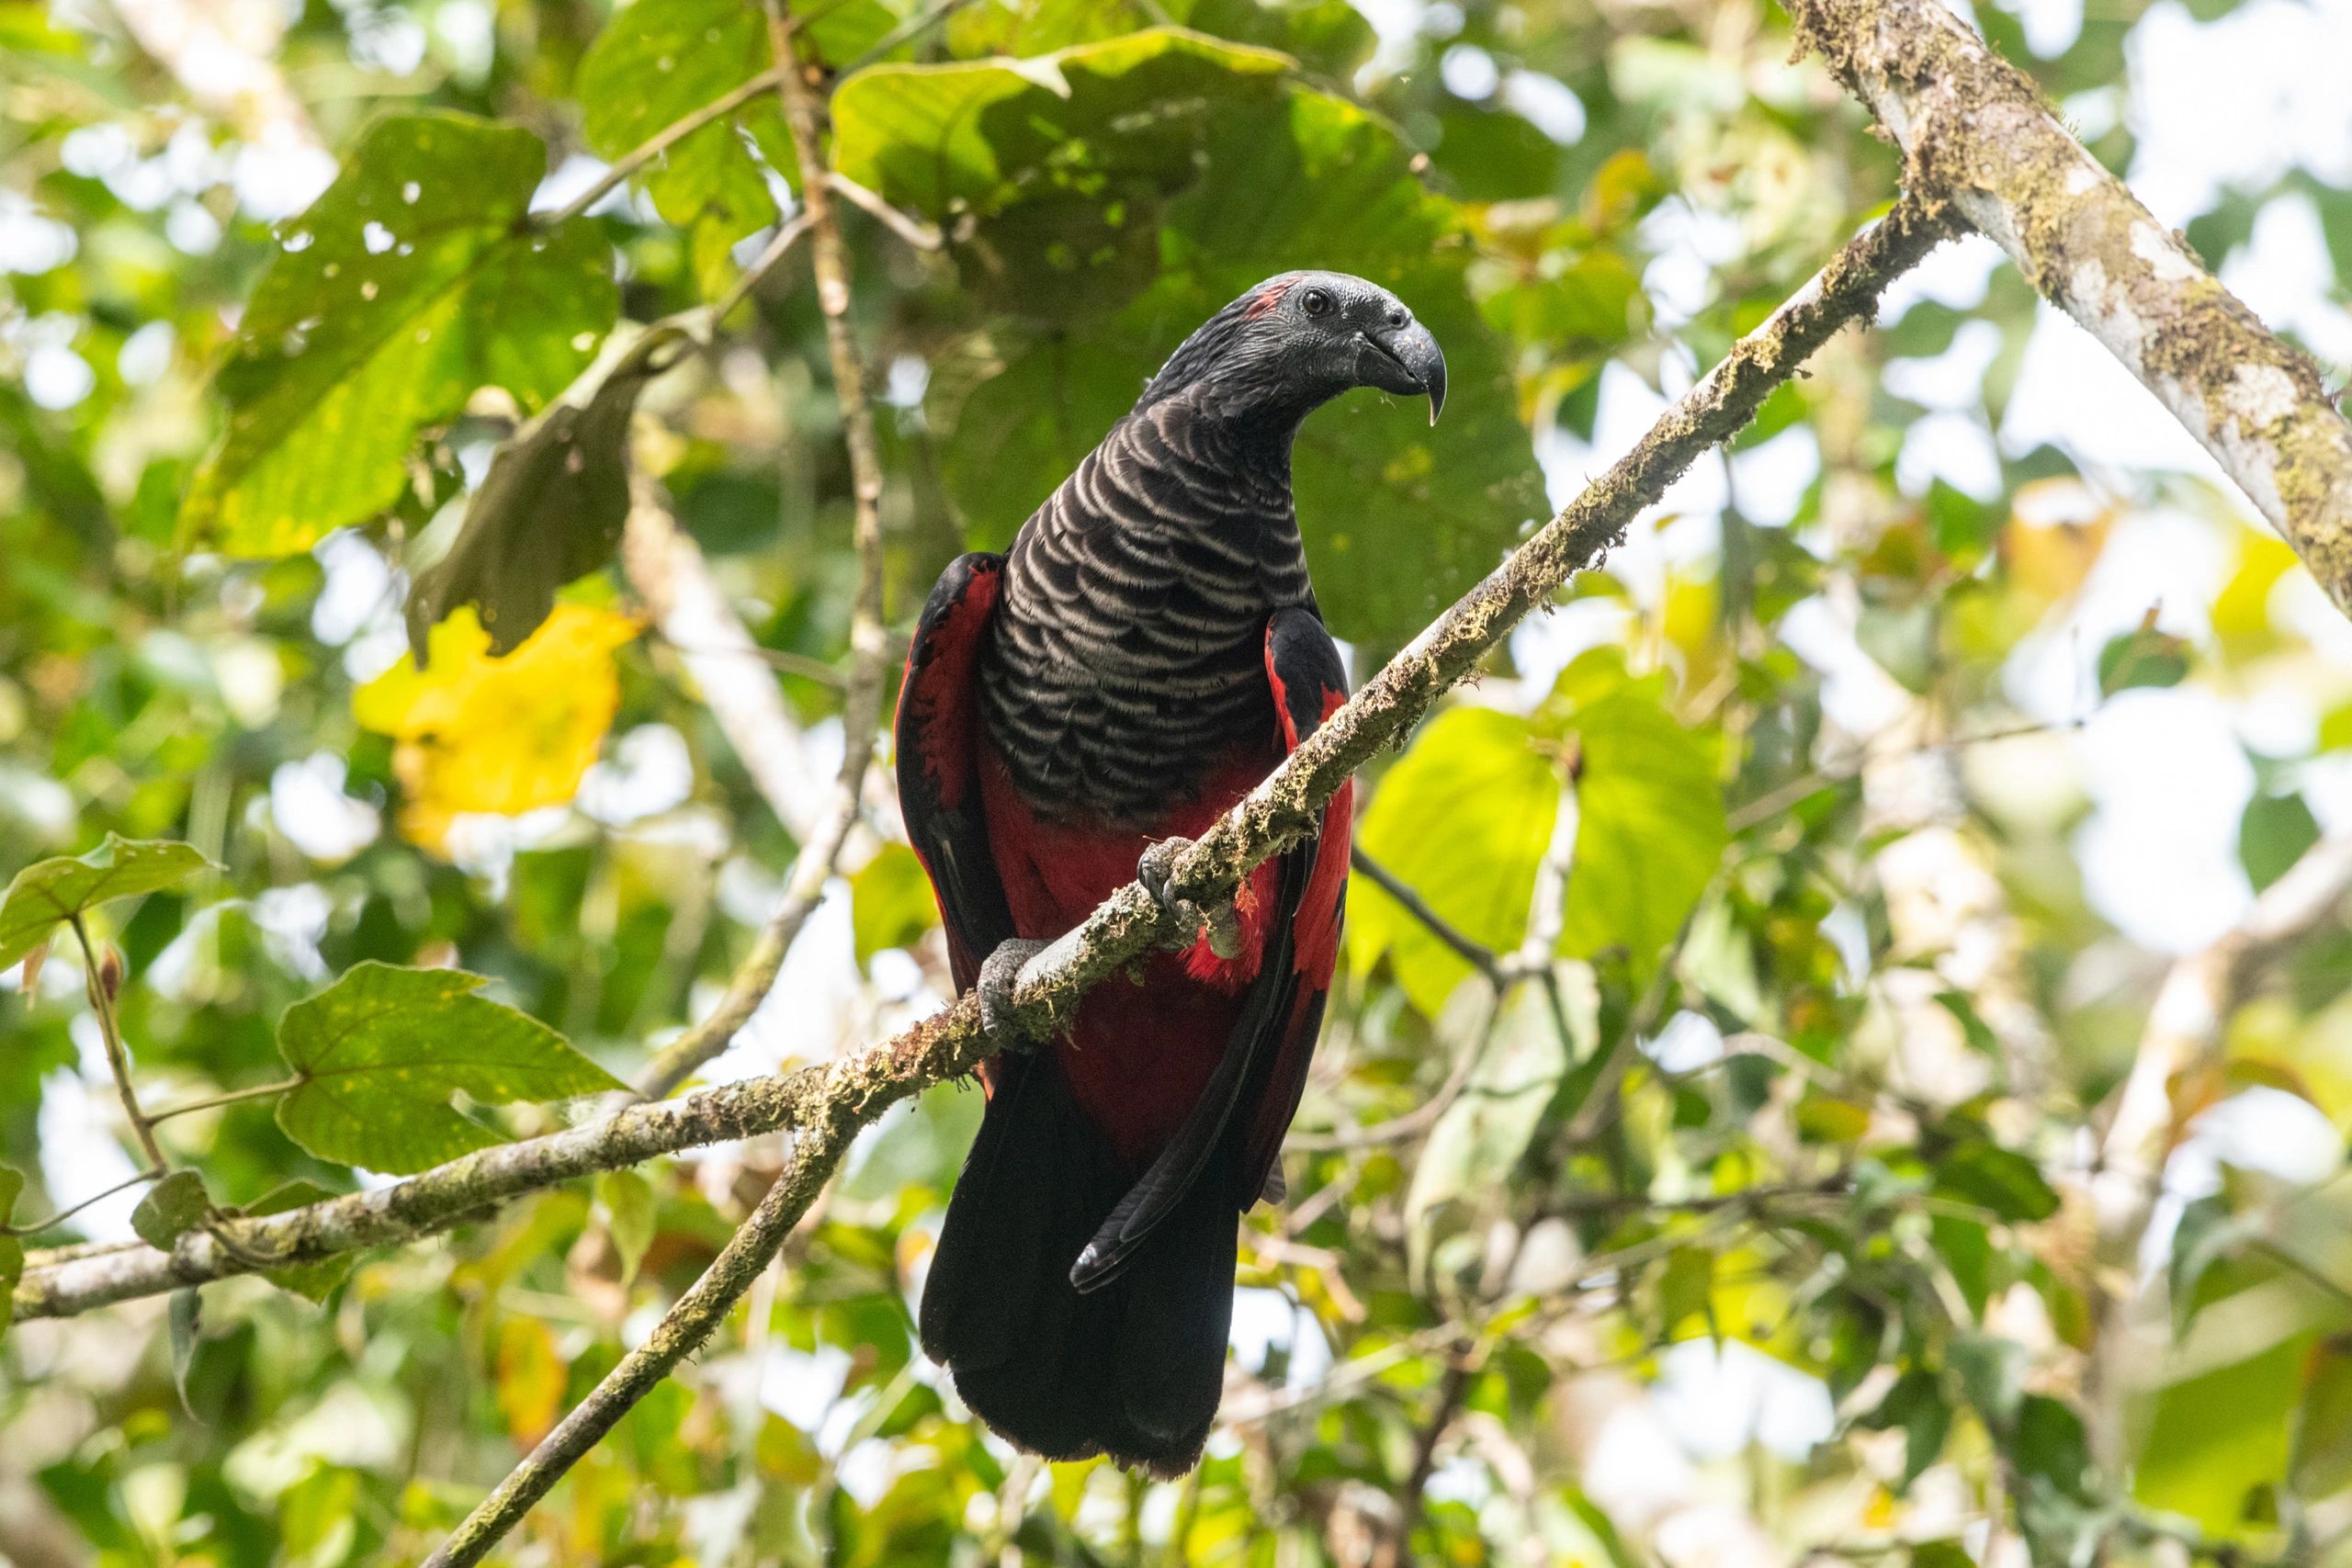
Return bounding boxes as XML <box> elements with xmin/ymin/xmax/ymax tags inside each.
<box><xmin>1783</xmin><ymin>0</ymin><xmax>2352</xmax><ymax>617</ymax></box>
<box><xmin>13</xmin><ymin>197</ymin><xmax>1960</xmax><ymax>1334</ymax></box>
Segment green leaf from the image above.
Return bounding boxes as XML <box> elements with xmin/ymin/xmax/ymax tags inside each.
<box><xmin>2135</xmin><ymin>1334</ymin><xmax>2308</xmax><ymax>1537</ymax></box>
<box><xmin>838</xmin><ymin>28</ymin><xmax>1291</xmax><ymax>320</ymax></box>
<box><xmin>2011</xmin><ymin>1395</ymin><xmax>2103</xmax><ymax>1564</ymax></box>
<box><xmin>2241</xmin><ymin>791</ymin><xmax>2323</xmax><ymax>893</ymax></box>
<box><xmin>168</xmin><ymin>1288</ymin><xmax>203</xmax><ymax>1419</ymax></box>
<box><xmin>406</xmin><ymin>321</ymin><xmax>696</xmax><ymax>658</ymax></box>
<box><xmin>836</xmin><ymin>27</ymin><xmax>1289</xmax><ymax>221</ymax></box>
<box><xmin>1547</xmin><ymin>654</ymin><xmax>1729</xmax><ymax>981</ymax></box>
<box><xmin>1935</xmin><ymin>1141</ymin><xmax>2061</xmax><ymax>1224</ymax></box>
<box><xmin>0</xmin><ymin>1168</ymin><xmax>21</xmax><ymax>1344</ymax></box>
<box><xmin>2097</xmin><ymin>622</ymin><xmax>2191</xmax><ymax>695</ymax></box>
<box><xmin>130</xmin><ymin>1170</ymin><xmax>211</xmax><ymax>1251</ymax></box>
<box><xmin>1657</xmin><ymin>1245</ymin><xmax>1715</xmax><ymax>1337</ymax></box>
<box><xmin>182</xmin><ymin>113</ymin><xmax>617</xmax><ymax>556</ymax></box>
<box><xmin>274</xmin><ymin>962</ymin><xmax>625</xmax><ymax>1175</ymax></box>
<box><xmin>0</xmin><ymin>835</ymin><xmax>218</xmax><ymax>969</ymax></box>
<box><xmin>1951</xmin><ymin>1333</ymin><xmax>2028</xmax><ymax>1430</ymax></box>
<box><xmin>1404</xmin><ymin>987</ymin><xmax>1574</xmax><ymax>1285</ymax></box>
<box><xmin>2293</xmin><ymin>1337</ymin><xmax>2352</xmax><ymax>1499</ymax></box>
<box><xmin>946</xmin><ymin>0</ymin><xmax>1373</xmax><ymax>76</ymax></box>
<box><xmin>1866</xmin><ymin>1369</ymin><xmax>1954</xmax><ymax>1488</ymax></box>
<box><xmin>576</xmin><ymin>0</ymin><xmax>796</xmax><ymax>260</ymax></box>
<box><xmin>1348</xmin><ymin>705</ymin><xmax>1559</xmax><ymax>1016</ymax></box>
<box><xmin>597</xmin><ymin>1169</ymin><xmax>657</xmax><ymax>1285</ymax></box>
<box><xmin>851</xmin><ymin>843</ymin><xmax>942</xmax><ymax>967</ymax></box>
<box><xmin>243</xmin><ymin>1180</ymin><xmax>357</xmax><ymax>1303</ymax></box>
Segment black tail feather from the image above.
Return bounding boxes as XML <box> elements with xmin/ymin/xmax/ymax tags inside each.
<box><xmin>919</xmin><ymin>1052</ymin><xmax>1238</xmax><ymax>1477</ymax></box>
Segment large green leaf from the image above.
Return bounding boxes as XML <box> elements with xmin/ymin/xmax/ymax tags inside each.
<box><xmin>1348</xmin><ymin>705</ymin><xmax>1560</xmax><ymax>1018</ymax></box>
<box><xmin>274</xmin><ymin>962</ymin><xmax>625</xmax><ymax>1175</ymax></box>
<box><xmin>932</xmin><ymin>81</ymin><xmax>1541</xmax><ymax>643</ymax></box>
<box><xmin>0</xmin><ymin>835</ymin><xmax>218</xmax><ymax>968</ymax></box>
<box><xmin>1544</xmin><ymin>653</ymin><xmax>1728</xmax><ymax>980</ymax></box>
<box><xmin>182</xmin><ymin>114</ymin><xmax>617</xmax><ymax>556</ymax></box>
<box><xmin>836</xmin><ymin>28</ymin><xmax>1290</xmax><ymax>317</ymax></box>
<box><xmin>2134</xmin><ymin>1334</ymin><xmax>2309</xmax><ymax>1537</ymax></box>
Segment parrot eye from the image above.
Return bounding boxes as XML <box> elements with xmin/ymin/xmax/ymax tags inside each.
<box><xmin>1299</xmin><ymin>288</ymin><xmax>1332</xmax><ymax>319</ymax></box>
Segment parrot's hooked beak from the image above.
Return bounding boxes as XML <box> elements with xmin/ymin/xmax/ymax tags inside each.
<box><xmin>1363</xmin><ymin>318</ymin><xmax>1447</xmax><ymax>424</ymax></box>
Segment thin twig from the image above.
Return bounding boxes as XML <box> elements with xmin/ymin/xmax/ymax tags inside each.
<box><xmin>542</xmin><ymin>65</ymin><xmax>791</xmax><ymax>230</ymax></box>
<box><xmin>72</xmin><ymin>916</ymin><xmax>164</xmax><ymax>1171</ymax></box>
<box><xmin>1</xmin><ymin>1170</ymin><xmax>164</xmax><ymax>1239</ymax></box>
<box><xmin>420</xmin><ymin>1112</ymin><xmax>853</xmax><ymax>1568</ymax></box>
<box><xmin>824</xmin><ymin>172</ymin><xmax>943</xmax><ymax>251</ymax></box>
<box><xmin>709</xmin><ymin>211</ymin><xmax>814</xmax><ymax>325</ymax></box>
<box><xmin>839</xmin><ymin>0</ymin><xmax>981</xmax><ymax>73</ymax></box>
<box><xmin>145</xmin><ymin>1078</ymin><xmax>300</xmax><ymax>1125</ymax></box>
<box><xmin>1349</xmin><ymin>846</ymin><xmax>1504</xmax><ymax>983</ymax></box>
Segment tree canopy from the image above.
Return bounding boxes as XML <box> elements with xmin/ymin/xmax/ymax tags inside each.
<box><xmin>5</xmin><ymin>0</ymin><xmax>2352</xmax><ymax>1563</ymax></box>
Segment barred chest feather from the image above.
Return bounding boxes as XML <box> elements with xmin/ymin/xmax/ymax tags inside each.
<box><xmin>978</xmin><ymin>391</ymin><xmax>1316</xmax><ymax>828</ymax></box>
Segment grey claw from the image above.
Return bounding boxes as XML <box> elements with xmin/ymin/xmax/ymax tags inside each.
<box><xmin>1137</xmin><ymin>837</ymin><xmax>1240</xmax><ymax>959</ymax></box>
<box><xmin>976</xmin><ymin>938</ymin><xmax>1051</xmax><ymax>1049</ymax></box>
<box><xmin>1136</xmin><ymin>836</ymin><xmax>1193</xmax><ymax>907</ymax></box>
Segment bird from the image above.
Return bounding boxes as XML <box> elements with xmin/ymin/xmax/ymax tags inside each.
<box><xmin>895</xmin><ymin>270</ymin><xmax>1446</xmax><ymax>1475</ymax></box>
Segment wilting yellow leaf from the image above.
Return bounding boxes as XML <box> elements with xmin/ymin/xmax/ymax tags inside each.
<box><xmin>493</xmin><ymin>1314</ymin><xmax>565</xmax><ymax>1449</ymax></box>
<box><xmin>356</xmin><ymin>604</ymin><xmax>639</xmax><ymax>854</ymax></box>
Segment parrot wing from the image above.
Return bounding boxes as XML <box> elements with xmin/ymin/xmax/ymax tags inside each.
<box><xmin>894</xmin><ymin>552</ymin><xmax>1016</xmax><ymax>994</ymax></box>
<box><xmin>1068</xmin><ymin>605</ymin><xmax>1353</xmax><ymax>1292</ymax></box>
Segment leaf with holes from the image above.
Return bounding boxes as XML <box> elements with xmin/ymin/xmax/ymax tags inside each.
<box><xmin>274</xmin><ymin>963</ymin><xmax>624</xmax><ymax>1175</ymax></box>
<box><xmin>181</xmin><ymin>113</ymin><xmax>616</xmax><ymax>556</ymax></box>
<box><xmin>0</xmin><ymin>836</ymin><xmax>218</xmax><ymax>970</ymax></box>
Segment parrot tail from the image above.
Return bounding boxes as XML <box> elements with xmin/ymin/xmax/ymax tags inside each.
<box><xmin>918</xmin><ymin>1050</ymin><xmax>1238</xmax><ymax>1478</ymax></box>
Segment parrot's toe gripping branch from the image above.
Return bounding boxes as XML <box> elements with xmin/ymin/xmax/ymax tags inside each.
<box><xmin>1137</xmin><ymin>837</ymin><xmax>1241</xmax><ymax>961</ymax></box>
<box><xmin>975</xmin><ymin>938</ymin><xmax>1052</xmax><ymax>1049</ymax></box>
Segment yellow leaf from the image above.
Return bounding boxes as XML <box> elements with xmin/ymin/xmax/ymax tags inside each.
<box><xmin>494</xmin><ymin>1314</ymin><xmax>565</xmax><ymax>1449</ymax></box>
<box><xmin>356</xmin><ymin>605</ymin><xmax>639</xmax><ymax>854</ymax></box>
<box><xmin>2212</xmin><ymin>527</ymin><xmax>2300</xmax><ymax>654</ymax></box>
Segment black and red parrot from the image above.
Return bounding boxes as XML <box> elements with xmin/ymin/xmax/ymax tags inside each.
<box><xmin>895</xmin><ymin>271</ymin><xmax>1446</xmax><ymax>1475</ymax></box>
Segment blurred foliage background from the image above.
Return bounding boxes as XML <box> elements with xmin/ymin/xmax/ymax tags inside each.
<box><xmin>5</xmin><ymin>0</ymin><xmax>2352</xmax><ymax>1562</ymax></box>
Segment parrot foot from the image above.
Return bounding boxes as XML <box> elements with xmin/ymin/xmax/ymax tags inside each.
<box><xmin>975</xmin><ymin>938</ymin><xmax>1051</xmax><ymax>1049</ymax></box>
<box><xmin>1137</xmin><ymin>837</ymin><xmax>1240</xmax><ymax>961</ymax></box>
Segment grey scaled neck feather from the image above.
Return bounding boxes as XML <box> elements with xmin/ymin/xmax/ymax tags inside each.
<box><xmin>978</xmin><ymin>271</ymin><xmax>1446</xmax><ymax>828</ymax></box>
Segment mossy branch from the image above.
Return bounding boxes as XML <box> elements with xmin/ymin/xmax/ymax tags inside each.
<box><xmin>1783</xmin><ymin>0</ymin><xmax>2352</xmax><ymax>616</ymax></box>
<box><xmin>12</xmin><ymin>199</ymin><xmax>1957</xmax><ymax>1338</ymax></box>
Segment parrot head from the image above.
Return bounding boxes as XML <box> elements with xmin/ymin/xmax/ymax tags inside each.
<box><xmin>1137</xmin><ymin>270</ymin><xmax>1448</xmax><ymax>429</ymax></box>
